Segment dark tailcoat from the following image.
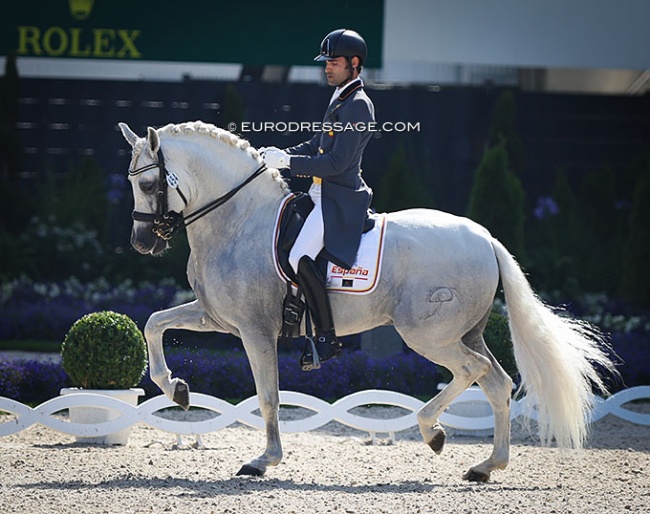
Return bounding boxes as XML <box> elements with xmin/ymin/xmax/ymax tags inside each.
<box><xmin>286</xmin><ymin>80</ymin><xmax>375</xmax><ymax>269</ymax></box>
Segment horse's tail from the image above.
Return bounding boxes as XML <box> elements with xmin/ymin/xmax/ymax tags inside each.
<box><xmin>491</xmin><ymin>238</ymin><xmax>616</xmax><ymax>449</ymax></box>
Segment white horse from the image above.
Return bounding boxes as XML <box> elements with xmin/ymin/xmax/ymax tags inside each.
<box><xmin>119</xmin><ymin>120</ymin><xmax>616</xmax><ymax>482</ymax></box>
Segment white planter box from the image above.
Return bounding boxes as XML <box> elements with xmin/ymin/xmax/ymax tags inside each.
<box><xmin>59</xmin><ymin>388</ymin><xmax>144</xmax><ymax>445</ymax></box>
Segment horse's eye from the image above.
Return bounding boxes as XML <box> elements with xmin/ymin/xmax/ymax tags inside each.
<box><xmin>139</xmin><ymin>180</ymin><xmax>156</xmax><ymax>195</ymax></box>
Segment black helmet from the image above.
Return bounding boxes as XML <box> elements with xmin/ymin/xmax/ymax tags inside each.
<box><xmin>314</xmin><ymin>29</ymin><xmax>367</xmax><ymax>67</ymax></box>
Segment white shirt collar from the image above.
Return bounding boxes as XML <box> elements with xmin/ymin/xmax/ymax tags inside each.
<box><xmin>329</xmin><ymin>77</ymin><xmax>363</xmax><ymax>106</ymax></box>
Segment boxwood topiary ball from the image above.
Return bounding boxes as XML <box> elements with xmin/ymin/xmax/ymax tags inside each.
<box><xmin>62</xmin><ymin>311</ymin><xmax>147</xmax><ymax>390</ymax></box>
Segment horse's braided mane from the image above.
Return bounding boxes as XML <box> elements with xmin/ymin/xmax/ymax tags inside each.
<box><xmin>157</xmin><ymin>121</ymin><xmax>261</xmax><ymax>160</ymax></box>
<box><xmin>156</xmin><ymin>120</ymin><xmax>288</xmax><ymax>191</ymax></box>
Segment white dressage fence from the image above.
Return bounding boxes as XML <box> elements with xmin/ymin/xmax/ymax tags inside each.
<box><xmin>1</xmin><ymin>386</ymin><xmax>649</xmax><ymax>446</ymax></box>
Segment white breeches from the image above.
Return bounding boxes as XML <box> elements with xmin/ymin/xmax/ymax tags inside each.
<box><xmin>289</xmin><ymin>184</ymin><xmax>324</xmax><ymax>274</ymax></box>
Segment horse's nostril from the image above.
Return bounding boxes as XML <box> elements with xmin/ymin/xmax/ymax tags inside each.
<box><xmin>130</xmin><ymin>233</ymin><xmax>146</xmax><ymax>253</ymax></box>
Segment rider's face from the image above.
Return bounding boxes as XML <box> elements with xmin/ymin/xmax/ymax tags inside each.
<box><xmin>324</xmin><ymin>57</ymin><xmax>350</xmax><ymax>87</ymax></box>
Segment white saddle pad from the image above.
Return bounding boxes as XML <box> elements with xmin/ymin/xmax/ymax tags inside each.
<box><xmin>325</xmin><ymin>213</ymin><xmax>386</xmax><ymax>295</ymax></box>
<box><xmin>272</xmin><ymin>195</ymin><xmax>387</xmax><ymax>295</ymax></box>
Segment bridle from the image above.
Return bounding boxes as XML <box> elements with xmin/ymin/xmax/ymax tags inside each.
<box><xmin>129</xmin><ymin>146</ymin><xmax>267</xmax><ymax>240</ymax></box>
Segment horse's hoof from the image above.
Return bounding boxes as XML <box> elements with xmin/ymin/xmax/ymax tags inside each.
<box><xmin>236</xmin><ymin>464</ymin><xmax>265</xmax><ymax>477</ymax></box>
<box><xmin>427</xmin><ymin>424</ymin><xmax>446</xmax><ymax>454</ymax></box>
<box><xmin>173</xmin><ymin>380</ymin><xmax>191</xmax><ymax>411</ymax></box>
<box><xmin>462</xmin><ymin>468</ymin><xmax>490</xmax><ymax>482</ymax></box>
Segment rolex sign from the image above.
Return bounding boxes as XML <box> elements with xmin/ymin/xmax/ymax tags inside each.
<box><xmin>3</xmin><ymin>0</ymin><xmax>384</xmax><ymax>67</ymax></box>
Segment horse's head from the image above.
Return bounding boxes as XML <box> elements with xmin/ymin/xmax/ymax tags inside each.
<box><xmin>119</xmin><ymin>122</ymin><xmax>188</xmax><ymax>255</ymax></box>
<box><xmin>119</xmin><ymin>120</ymin><xmax>289</xmax><ymax>256</ymax></box>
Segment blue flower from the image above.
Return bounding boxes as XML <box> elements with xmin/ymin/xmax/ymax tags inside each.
<box><xmin>534</xmin><ymin>196</ymin><xmax>560</xmax><ymax>220</ymax></box>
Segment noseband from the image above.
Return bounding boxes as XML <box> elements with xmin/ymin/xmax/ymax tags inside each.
<box><xmin>129</xmin><ymin>146</ymin><xmax>267</xmax><ymax>240</ymax></box>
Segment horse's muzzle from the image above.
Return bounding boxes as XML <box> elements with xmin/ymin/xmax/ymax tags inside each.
<box><xmin>131</xmin><ymin>225</ymin><xmax>168</xmax><ymax>255</ymax></box>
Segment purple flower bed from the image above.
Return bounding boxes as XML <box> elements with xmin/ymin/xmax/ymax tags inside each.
<box><xmin>537</xmin><ymin>292</ymin><xmax>650</xmax><ymax>389</ymax></box>
<box><xmin>0</xmin><ymin>279</ymin><xmax>647</xmax><ymax>405</ymax></box>
<box><xmin>0</xmin><ymin>347</ymin><xmax>441</xmax><ymax>404</ymax></box>
<box><xmin>0</xmin><ymin>277</ymin><xmax>190</xmax><ymax>341</ymax></box>
<box><xmin>0</xmin><ymin>333</ymin><xmax>645</xmax><ymax>406</ymax></box>
<box><xmin>609</xmin><ymin>330</ymin><xmax>650</xmax><ymax>387</ymax></box>
<box><xmin>138</xmin><ymin>347</ymin><xmax>441</xmax><ymax>401</ymax></box>
<box><xmin>0</xmin><ymin>359</ymin><xmax>68</xmax><ymax>404</ymax></box>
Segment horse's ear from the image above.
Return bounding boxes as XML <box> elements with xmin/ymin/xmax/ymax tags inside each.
<box><xmin>147</xmin><ymin>126</ymin><xmax>160</xmax><ymax>154</ymax></box>
<box><xmin>118</xmin><ymin>122</ymin><xmax>139</xmax><ymax>148</ymax></box>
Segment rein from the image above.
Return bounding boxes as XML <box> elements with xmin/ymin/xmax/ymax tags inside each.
<box><xmin>129</xmin><ymin>146</ymin><xmax>267</xmax><ymax>240</ymax></box>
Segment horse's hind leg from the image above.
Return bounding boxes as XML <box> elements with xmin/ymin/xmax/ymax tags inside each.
<box><xmin>403</xmin><ymin>335</ymin><xmax>492</xmax><ymax>457</ymax></box>
<box><xmin>144</xmin><ymin>300</ymin><xmax>225</xmax><ymax>408</ymax></box>
<box><xmin>461</xmin><ymin>325</ymin><xmax>513</xmax><ymax>482</ymax></box>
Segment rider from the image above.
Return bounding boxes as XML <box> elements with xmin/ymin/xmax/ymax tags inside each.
<box><xmin>263</xmin><ymin>28</ymin><xmax>375</xmax><ymax>364</ymax></box>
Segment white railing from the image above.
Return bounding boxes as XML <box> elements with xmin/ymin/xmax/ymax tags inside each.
<box><xmin>1</xmin><ymin>386</ymin><xmax>649</xmax><ymax>445</ymax></box>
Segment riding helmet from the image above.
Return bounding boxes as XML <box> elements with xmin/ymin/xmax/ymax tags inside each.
<box><xmin>314</xmin><ymin>29</ymin><xmax>367</xmax><ymax>67</ymax></box>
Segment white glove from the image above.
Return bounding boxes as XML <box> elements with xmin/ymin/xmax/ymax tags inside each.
<box><xmin>263</xmin><ymin>148</ymin><xmax>291</xmax><ymax>169</ymax></box>
<box><xmin>258</xmin><ymin>146</ymin><xmax>278</xmax><ymax>156</ymax></box>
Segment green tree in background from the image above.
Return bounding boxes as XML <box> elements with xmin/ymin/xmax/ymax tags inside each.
<box><xmin>466</xmin><ymin>143</ymin><xmax>525</xmax><ymax>258</ymax></box>
<box><xmin>373</xmin><ymin>144</ymin><xmax>434</xmax><ymax>213</ymax></box>
<box><xmin>37</xmin><ymin>157</ymin><xmax>108</xmax><ymax>233</ymax></box>
<box><xmin>575</xmin><ymin>166</ymin><xmax>627</xmax><ymax>292</ymax></box>
<box><xmin>526</xmin><ymin>169</ymin><xmax>589</xmax><ymax>294</ymax></box>
<box><xmin>486</xmin><ymin>90</ymin><xmax>525</xmax><ymax>176</ymax></box>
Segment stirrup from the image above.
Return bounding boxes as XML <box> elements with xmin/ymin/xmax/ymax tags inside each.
<box><xmin>300</xmin><ymin>336</ymin><xmax>321</xmax><ymax>371</ymax></box>
<box><xmin>300</xmin><ymin>331</ymin><xmax>342</xmax><ymax>371</ymax></box>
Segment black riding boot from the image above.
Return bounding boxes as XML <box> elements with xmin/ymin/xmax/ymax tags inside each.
<box><xmin>297</xmin><ymin>256</ymin><xmax>342</xmax><ymax>366</ymax></box>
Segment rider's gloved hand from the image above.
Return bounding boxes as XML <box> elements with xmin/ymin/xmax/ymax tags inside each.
<box><xmin>258</xmin><ymin>146</ymin><xmax>278</xmax><ymax>156</ymax></box>
<box><xmin>263</xmin><ymin>148</ymin><xmax>291</xmax><ymax>169</ymax></box>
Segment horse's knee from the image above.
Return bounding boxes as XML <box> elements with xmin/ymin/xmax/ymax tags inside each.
<box><xmin>144</xmin><ymin>313</ymin><xmax>165</xmax><ymax>342</ymax></box>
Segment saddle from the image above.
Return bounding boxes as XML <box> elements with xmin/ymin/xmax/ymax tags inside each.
<box><xmin>276</xmin><ymin>193</ymin><xmax>375</xmax><ymax>368</ymax></box>
<box><xmin>275</xmin><ymin>193</ymin><xmax>375</xmax><ymax>284</ymax></box>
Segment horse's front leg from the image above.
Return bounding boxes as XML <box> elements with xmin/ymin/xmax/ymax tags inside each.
<box><xmin>144</xmin><ymin>300</ymin><xmax>225</xmax><ymax>409</ymax></box>
<box><xmin>236</xmin><ymin>331</ymin><xmax>282</xmax><ymax>477</ymax></box>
